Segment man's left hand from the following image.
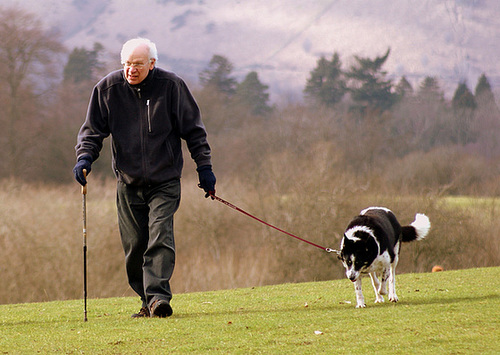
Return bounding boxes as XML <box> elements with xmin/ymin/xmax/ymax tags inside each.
<box><xmin>197</xmin><ymin>165</ymin><xmax>216</xmax><ymax>198</ymax></box>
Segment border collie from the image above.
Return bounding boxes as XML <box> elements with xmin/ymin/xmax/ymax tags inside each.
<box><xmin>338</xmin><ymin>207</ymin><xmax>430</xmax><ymax>308</ymax></box>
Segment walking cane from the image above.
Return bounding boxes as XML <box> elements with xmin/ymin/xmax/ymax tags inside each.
<box><xmin>81</xmin><ymin>169</ymin><xmax>88</xmax><ymax>322</ymax></box>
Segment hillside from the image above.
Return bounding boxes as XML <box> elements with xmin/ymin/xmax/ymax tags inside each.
<box><xmin>1</xmin><ymin>268</ymin><xmax>499</xmax><ymax>353</ymax></box>
<box><xmin>4</xmin><ymin>0</ymin><xmax>500</xmax><ymax>101</ymax></box>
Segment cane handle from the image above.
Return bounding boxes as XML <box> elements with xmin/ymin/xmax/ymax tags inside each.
<box><xmin>82</xmin><ymin>169</ymin><xmax>87</xmax><ymax>195</ymax></box>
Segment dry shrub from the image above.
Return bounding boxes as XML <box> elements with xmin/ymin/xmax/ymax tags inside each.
<box><xmin>173</xmin><ymin>179</ymin><xmax>281</xmax><ymax>292</ymax></box>
<box><xmin>1</xmin><ymin>172</ymin><xmax>499</xmax><ymax>305</ymax></box>
<box><xmin>0</xmin><ymin>179</ymin><xmax>130</xmax><ymax>304</ymax></box>
<box><xmin>383</xmin><ymin>146</ymin><xmax>500</xmax><ymax>196</ymax></box>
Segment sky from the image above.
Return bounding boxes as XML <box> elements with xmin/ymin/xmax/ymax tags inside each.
<box><xmin>4</xmin><ymin>0</ymin><xmax>500</xmax><ymax>101</ymax></box>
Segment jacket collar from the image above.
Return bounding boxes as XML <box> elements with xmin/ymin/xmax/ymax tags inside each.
<box><xmin>126</xmin><ymin>67</ymin><xmax>156</xmax><ymax>98</ymax></box>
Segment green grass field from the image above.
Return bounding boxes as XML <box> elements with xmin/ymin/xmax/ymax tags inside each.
<box><xmin>1</xmin><ymin>267</ymin><xmax>499</xmax><ymax>354</ymax></box>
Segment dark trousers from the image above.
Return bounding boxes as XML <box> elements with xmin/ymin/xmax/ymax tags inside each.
<box><xmin>116</xmin><ymin>179</ymin><xmax>180</xmax><ymax>308</ymax></box>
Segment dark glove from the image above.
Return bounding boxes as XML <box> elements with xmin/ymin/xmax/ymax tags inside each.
<box><xmin>73</xmin><ymin>156</ymin><xmax>92</xmax><ymax>186</ymax></box>
<box><xmin>197</xmin><ymin>165</ymin><xmax>216</xmax><ymax>198</ymax></box>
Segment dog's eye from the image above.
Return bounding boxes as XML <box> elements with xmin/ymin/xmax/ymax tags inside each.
<box><xmin>346</xmin><ymin>259</ymin><xmax>352</xmax><ymax>267</ymax></box>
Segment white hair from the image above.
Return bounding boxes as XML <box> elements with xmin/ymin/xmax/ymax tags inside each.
<box><xmin>120</xmin><ymin>38</ymin><xmax>158</xmax><ymax>63</ymax></box>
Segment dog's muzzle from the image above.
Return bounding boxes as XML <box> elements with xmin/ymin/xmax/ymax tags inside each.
<box><xmin>347</xmin><ymin>270</ymin><xmax>359</xmax><ymax>282</ymax></box>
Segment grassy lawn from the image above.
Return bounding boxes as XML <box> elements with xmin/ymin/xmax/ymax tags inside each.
<box><xmin>1</xmin><ymin>267</ymin><xmax>499</xmax><ymax>354</ymax></box>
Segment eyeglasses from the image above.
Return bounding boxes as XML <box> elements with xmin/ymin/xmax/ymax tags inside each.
<box><xmin>122</xmin><ymin>61</ymin><xmax>151</xmax><ymax>68</ymax></box>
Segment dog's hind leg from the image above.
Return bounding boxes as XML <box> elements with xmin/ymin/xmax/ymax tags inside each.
<box><xmin>388</xmin><ymin>263</ymin><xmax>399</xmax><ymax>303</ymax></box>
<box><xmin>354</xmin><ymin>279</ymin><xmax>366</xmax><ymax>308</ymax></box>
<box><xmin>369</xmin><ymin>272</ymin><xmax>384</xmax><ymax>303</ymax></box>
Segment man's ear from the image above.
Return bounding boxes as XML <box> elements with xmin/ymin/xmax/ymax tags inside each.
<box><xmin>149</xmin><ymin>58</ymin><xmax>156</xmax><ymax>70</ymax></box>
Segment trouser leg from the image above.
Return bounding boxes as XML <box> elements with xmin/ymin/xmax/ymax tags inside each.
<box><xmin>117</xmin><ymin>182</ymin><xmax>149</xmax><ymax>307</ymax></box>
<box><xmin>144</xmin><ymin>181</ymin><xmax>180</xmax><ymax>306</ymax></box>
<box><xmin>116</xmin><ymin>180</ymin><xmax>180</xmax><ymax>308</ymax></box>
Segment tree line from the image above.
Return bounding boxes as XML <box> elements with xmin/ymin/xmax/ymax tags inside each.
<box><xmin>1</xmin><ymin>5</ymin><xmax>499</xmax><ymax>195</ymax></box>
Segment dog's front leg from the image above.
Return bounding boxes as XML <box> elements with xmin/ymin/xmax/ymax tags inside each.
<box><xmin>354</xmin><ymin>279</ymin><xmax>366</xmax><ymax>308</ymax></box>
<box><xmin>369</xmin><ymin>272</ymin><xmax>384</xmax><ymax>303</ymax></box>
<box><xmin>379</xmin><ymin>268</ymin><xmax>389</xmax><ymax>296</ymax></box>
<box><xmin>388</xmin><ymin>264</ymin><xmax>399</xmax><ymax>303</ymax></box>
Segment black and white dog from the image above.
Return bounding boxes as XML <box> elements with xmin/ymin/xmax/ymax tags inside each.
<box><xmin>338</xmin><ymin>207</ymin><xmax>430</xmax><ymax>308</ymax></box>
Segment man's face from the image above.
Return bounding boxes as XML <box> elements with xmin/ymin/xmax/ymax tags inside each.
<box><xmin>122</xmin><ymin>44</ymin><xmax>155</xmax><ymax>85</ymax></box>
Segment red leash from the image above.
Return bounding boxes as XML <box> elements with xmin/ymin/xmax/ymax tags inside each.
<box><xmin>209</xmin><ymin>192</ymin><xmax>338</xmax><ymax>254</ymax></box>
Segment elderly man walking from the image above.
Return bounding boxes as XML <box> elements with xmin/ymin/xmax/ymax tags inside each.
<box><xmin>73</xmin><ymin>38</ymin><xmax>216</xmax><ymax>318</ymax></box>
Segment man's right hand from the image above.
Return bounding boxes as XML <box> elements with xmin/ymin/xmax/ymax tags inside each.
<box><xmin>73</xmin><ymin>156</ymin><xmax>92</xmax><ymax>186</ymax></box>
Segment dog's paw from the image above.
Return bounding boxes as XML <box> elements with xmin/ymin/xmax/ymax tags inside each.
<box><xmin>389</xmin><ymin>294</ymin><xmax>399</xmax><ymax>303</ymax></box>
<box><xmin>355</xmin><ymin>303</ymin><xmax>367</xmax><ymax>308</ymax></box>
<box><xmin>375</xmin><ymin>295</ymin><xmax>385</xmax><ymax>303</ymax></box>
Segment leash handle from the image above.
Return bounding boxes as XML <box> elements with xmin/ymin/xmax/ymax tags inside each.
<box><xmin>209</xmin><ymin>192</ymin><xmax>338</xmax><ymax>254</ymax></box>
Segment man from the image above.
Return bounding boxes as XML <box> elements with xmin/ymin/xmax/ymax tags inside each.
<box><xmin>73</xmin><ymin>38</ymin><xmax>216</xmax><ymax>318</ymax></box>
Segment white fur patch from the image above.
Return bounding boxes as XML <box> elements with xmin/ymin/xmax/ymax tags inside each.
<box><xmin>366</xmin><ymin>251</ymin><xmax>391</xmax><ymax>274</ymax></box>
<box><xmin>411</xmin><ymin>213</ymin><xmax>431</xmax><ymax>240</ymax></box>
<box><xmin>346</xmin><ymin>256</ymin><xmax>359</xmax><ymax>281</ymax></box>
<box><xmin>344</xmin><ymin>225</ymin><xmax>374</xmax><ymax>241</ymax></box>
<box><xmin>360</xmin><ymin>206</ymin><xmax>392</xmax><ymax>215</ymax></box>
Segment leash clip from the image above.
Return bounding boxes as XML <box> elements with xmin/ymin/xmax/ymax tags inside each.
<box><xmin>325</xmin><ymin>248</ymin><xmax>340</xmax><ymax>255</ymax></box>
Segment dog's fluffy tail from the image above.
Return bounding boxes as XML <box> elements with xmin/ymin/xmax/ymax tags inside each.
<box><xmin>401</xmin><ymin>213</ymin><xmax>431</xmax><ymax>242</ymax></box>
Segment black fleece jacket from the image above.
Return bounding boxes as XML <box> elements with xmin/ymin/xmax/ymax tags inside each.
<box><xmin>75</xmin><ymin>67</ymin><xmax>212</xmax><ymax>186</ymax></box>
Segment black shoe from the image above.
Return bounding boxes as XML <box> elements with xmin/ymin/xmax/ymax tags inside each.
<box><xmin>131</xmin><ymin>307</ymin><xmax>150</xmax><ymax>318</ymax></box>
<box><xmin>150</xmin><ymin>299</ymin><xmax>173</xmax><ymax>318</ymax></box>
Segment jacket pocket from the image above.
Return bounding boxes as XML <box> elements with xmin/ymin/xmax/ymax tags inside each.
<box><xmin>163</xmin><ymin>140</ymin><xmax>175</xmax><ymax>166</ymax></box>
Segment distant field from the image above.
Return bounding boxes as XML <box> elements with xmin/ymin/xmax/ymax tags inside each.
<box><xmin>1</xmin><ymin>267</ymin><xmax>499</xmax><ymax>354</ymax></box>
<box><xmin>443</xmin><ymin>195</ymin><xmax>500</xmax><ymax>208</ymax></box>
<box><xmin>0</xmin><ymin>179</ymin><xmax>499</xmax><ymax>305</ymax></box>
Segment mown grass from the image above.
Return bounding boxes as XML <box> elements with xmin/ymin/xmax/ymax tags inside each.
<box><xmin>1</xmin><ymin>267</ymin><xmax>498</xmax><ymax>354</ymax></box>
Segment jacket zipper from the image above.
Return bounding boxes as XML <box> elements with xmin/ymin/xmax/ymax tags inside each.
<box><xmin>146</xmin><ymin>99</ymin><xmax>151</xmax><ymax>132</ymax></box>
<box><xmin>136</xmin><ymin>88</ymin><xmax>151</xmax><ymax>184</ymax></box>
<box><xmin>140</xmin><ymin>98</ymin><xmax>150</xmax><ymax>185</ymax></box>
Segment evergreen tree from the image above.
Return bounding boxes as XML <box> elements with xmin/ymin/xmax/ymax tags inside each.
<box><xmin>472</xmin><ymin>73</ymin><xmax>500</xmax><ymax>157</ymax></box>
<box><xmin>474</xmin><ymin>73</ymin><xmax>492</xmax><ymax>96</ymax></box>
<box><xmin>63</xmin><ymin>43</ymin><xmax>104</xmax><ymax>83</ymax></box>
<box><xmin>474</xmin><ymin>73</ymin><xmax>495</xmax><ymax>104</ymax></box>
<box><xmin>304</xmin><ymin>52</ymin><xmax>346</xmax><ymax>107</ymax></box>
<box><xmin>452</xmin><ymin>81</ymin><xmax>476</xmax><ymax>110</ymax></box>
<box><xmin>395</xmin><ymin>76</ymin><xmax>413</xmax><ymax>99</ymax></box>
<box><xmin>235</xmin><ymin>71</ymin><xmax>272</xmax><ymax>116</ymax></box>
<box><xmin>418</xmin><ymin>76</ymin><xmax>444</xmax><ymax>100</ymax></box>
<box><xmin>346</xmin><ymin>48</ymin><xmax>396</xmax><ymax>113</ymax></box>
<box><xmin>452</xmin><ymin>81</ymin><xmax>476</xmax><ymax>145</ymax></box>
<box><xmin>199</xmin><ymin>55</ymin><xmax>237</xmax><ymax>96</ymax></box>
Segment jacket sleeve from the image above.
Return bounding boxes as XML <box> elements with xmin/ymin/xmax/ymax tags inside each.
<box><xmin>175</xmin><ymin>79</ymin><xmax>212</xmax><ymax>168</ymax></box>
<box><xmin>75</xmin><ymin>85</ymin><xmax>110</xmax><ymax>162</ymax></box>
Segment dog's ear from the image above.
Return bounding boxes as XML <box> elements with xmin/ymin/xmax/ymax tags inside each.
<box><xmin>336</xmin><ymin>250</ymin><xmax>343</xmax><ymax>261</ymax></box>
<box><xmin>337</xmin><ymin>235</ymin><xmax>346</xmax><ymax>260</ymax></box>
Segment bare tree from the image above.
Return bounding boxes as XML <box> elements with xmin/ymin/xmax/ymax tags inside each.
<box><xmin>0</xmin><ymin>6</ymin><xmax>64</xmax><ymax>178</ymax></box>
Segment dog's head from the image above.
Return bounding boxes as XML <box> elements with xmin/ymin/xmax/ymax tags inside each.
<box><xmin>338</xmin><ymin>226</ymin><xmax>379</xmax><ymax>282</ymax></box>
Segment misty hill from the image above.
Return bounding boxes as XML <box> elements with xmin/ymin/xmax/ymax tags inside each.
<box><xmin>5</xmin><ymin>0</ymin><xmax>500</xmax><ymax>101</ymax></box>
